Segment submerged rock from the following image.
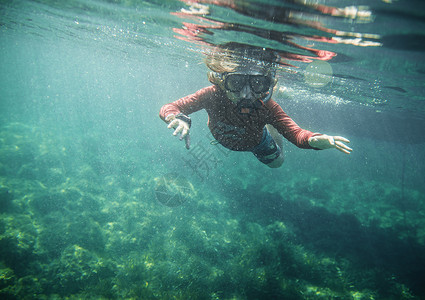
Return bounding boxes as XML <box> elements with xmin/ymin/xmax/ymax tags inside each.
<box><xmin>53</xmin><ymin>245</ymin><xmax>104</xmax><ymax>295</ymax></box>
<box><xmin>29</xmin><ymin>192</ymin><xmax>67</xmax><ymax>215</ymax></box>
<box><xmin>0</xmin><ymin>188</ymin><xmax>14</xmax><ymax>213</ymax></box>
<box><xmin>0</xmin><ymin>215</ymin><xmax>37</xmax><ymax>276</ymax></box>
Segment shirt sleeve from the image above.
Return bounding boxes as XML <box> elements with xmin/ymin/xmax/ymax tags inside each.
<box><xmin>159</xmin><ymin>86</ymin><xmax>215</xmax><ymax>122</ymax></box>
<box><xmin>266</xmin><ymin>100</ymin><xmax>317</xmax><ymax>149</ymax></box>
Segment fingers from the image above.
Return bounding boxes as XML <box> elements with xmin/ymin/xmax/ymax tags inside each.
<box><xmin>167</xmin><ymin>119</ymin><xmax>178</xmax><ymax>130</ymax></box>
<box><xmin>184</xmin><ymin>134</ymin><xmax>191</xmax><ymax>149</ymax></box>
<box><xmin>334</xmin><ymin>140</ymin><xmax>353</xmax><ymax>154</ymax></box>
<box><xmin>178</xmin><ymin>126</ymin><xmax>189</xmax><ymax>139</ymax></box>
<box><xmin>168</xmin><ymin>120</ymin><xmax>188</xmax><ymax>137</ymax></box>
<box><xmin>165</xmin><ymin>114</ymin><xmax>175</xmax><ymax>123</ymax></box>
<box><xmin>333</xmin><ymin>136</ymin><xmax>352</xmax><ymax>154</ymax></box>
<box><xmin>167</xmin><ymin>119</ymin><xmax>190</xmax><ymax>148</ymax></box>
<box><xmin>334</xmin><ymin>136</ymin><xmax>350</xmax><ymax>144</ymax></box>
<box><xmin>172</xmin><ymin>123</ymin><xmax>188</xmax><ymax>138</ymax></box>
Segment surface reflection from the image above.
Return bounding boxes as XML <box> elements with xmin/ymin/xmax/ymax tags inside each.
<box><xmin>172</xmin><ymin>0</ymin><xmax>381</xmax><ymax>65</ymax></box>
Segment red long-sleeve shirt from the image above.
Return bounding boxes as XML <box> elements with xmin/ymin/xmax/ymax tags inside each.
<box><xmin>160</xmin><ymin>85</ymin><xmax>316</xmax><ymax>151</ymax></box>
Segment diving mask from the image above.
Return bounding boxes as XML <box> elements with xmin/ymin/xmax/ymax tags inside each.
<box><xmin>224</xmin><ymin>73</ymin><xmax>273</xmax><ymax>94</ymax></box>
<box><xmin>207</xmin><ymin>67</ymin><xmax>277</xmax><ymax>108</ymax></box>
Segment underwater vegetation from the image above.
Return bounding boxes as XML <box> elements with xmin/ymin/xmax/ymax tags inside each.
<box><xmin>1</xmin><ymin>122</ymin><xmax>425</xmax><ymax>299</ymax></box>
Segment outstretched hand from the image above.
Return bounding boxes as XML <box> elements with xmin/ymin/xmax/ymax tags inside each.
<box><xmin>308</xmin><ymin>134</ymin><xmax>352</xmax><ymax>154</ymax></box>
<box><xmin>165</xmin><ymin>114</ymin><xmax>191</xmax><ymax>149</ymax></box>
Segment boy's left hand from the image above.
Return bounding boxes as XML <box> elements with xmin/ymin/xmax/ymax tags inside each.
<box><xmin>308</xmin><ymin>134</ymin><xmax>352</xmax><ymax>154</ymax></box>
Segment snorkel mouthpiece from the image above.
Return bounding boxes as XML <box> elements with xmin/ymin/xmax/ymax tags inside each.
<box><xmin>260</xmin><ymin>77</ymin><xmax>275</xmax><ymax>104</ymax></box>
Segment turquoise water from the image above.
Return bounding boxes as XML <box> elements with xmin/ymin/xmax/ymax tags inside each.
<box><xmin>1</xmin><ymin>0</ymin><xmax>425</xmax><ymax>299</ymax></box>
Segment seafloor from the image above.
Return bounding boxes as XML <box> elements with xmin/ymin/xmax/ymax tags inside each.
<box><xmin>1</xmin><ymin>122</ymin><xmax>425</xmax><ymax>299</ymax></box>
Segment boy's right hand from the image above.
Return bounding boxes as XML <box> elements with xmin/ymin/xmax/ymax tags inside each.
<box><xmin>165</xmin><ymin>114</ymin><xmax>191</xmax><ymax>149</ymax></box>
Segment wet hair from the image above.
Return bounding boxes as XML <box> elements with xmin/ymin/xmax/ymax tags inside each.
<box><xmin>204</xmin><ymin>42</ymin><xmax>280</xmax><ymax>73</ymax></box>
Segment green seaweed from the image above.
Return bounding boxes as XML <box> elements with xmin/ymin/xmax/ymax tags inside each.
<box><xmin>0</xmin><ymin>122</ymin><xmax>423</xmax><ymax>299</ymax></box>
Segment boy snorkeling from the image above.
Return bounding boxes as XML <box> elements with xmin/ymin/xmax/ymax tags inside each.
<box><xmin>159</xmin><ymin>43</ymin><xmax>352</xmax><ymax>168</ymax></box>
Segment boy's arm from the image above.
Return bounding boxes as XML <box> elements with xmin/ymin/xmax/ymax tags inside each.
<box><xmin>159</xmin><ymin>86</ymin><xmax>216</xmax><ymax>149</ymax></box>
<box><xmin>267</xmin><ymin>100</ymin><xmax>318</xmax><ymax>149</ymax></box>
<box><xmin>267</xmin><ymin>100</ymin><xmax>352</xmax><ymax>154</ymax></box>
<box><xmin>159</xmin><ymin>86</ymin><xmax>215</xmax><ymax>122</ymax></box>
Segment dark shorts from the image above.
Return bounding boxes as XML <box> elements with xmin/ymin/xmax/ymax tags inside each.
<box><xmin>251</xmin><ymin>127</ymin><xmax>282</xmax><ymax>164</ymax></box>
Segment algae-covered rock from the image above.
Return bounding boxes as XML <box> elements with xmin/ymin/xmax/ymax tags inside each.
<box><xmin>29</xmin><ymin>191</ymin><xmax>67</xmax><ymax>215</ymax></box>
<box><xmin>38</xmin><ymin>212</ymin><xmax>105</xmax><ymax>258</ymax></box>
<box><xmin>12</xmin><ymin>275</ymin><xmax>44</xmax><ymax>299</ymax></box>
<box><xmin>0</xmin><ymin>215</ymin><xmax>37</xmax><ymax>275</ymax></box>
<box><xmin>0</xmin><ymin>266</ymin><xmax>15</xmax><ymax>290</ymax></box>
<box><xmin>0</xmin><ymin>188</ymin><xmax>14</xmax><ymax>213</ymax></box>
<box><xmin>53</xmin><ymin>245</ymin><xmax>105</xmax><ymax>295</ymax></box>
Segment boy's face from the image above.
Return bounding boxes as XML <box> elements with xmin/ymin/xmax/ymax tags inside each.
<box><xmin>220</xmin><ymin>64</ymin><xmax>275</xmax><ymax>105</ymax></box>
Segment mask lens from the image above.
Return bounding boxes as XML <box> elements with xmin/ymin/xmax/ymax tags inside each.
<box><xmin>225</xmin><ymin>74</ymin><xmax>247</xmax><ymax>92</ymax></box>
<box><xmin>250</xmin><ymin>75</ymin><xmax>271</xmax><ymax>93</ymax></box>
<box><xmin>224</xmin><ymin>74</ymin><xmax>271</xmax><ymax>93</ymax></box>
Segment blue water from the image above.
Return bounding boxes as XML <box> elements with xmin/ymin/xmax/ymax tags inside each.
<box><xmin>1</xmin><ymin>0</ymin><xmax>425</xmax><ymax>299</ymax></box>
